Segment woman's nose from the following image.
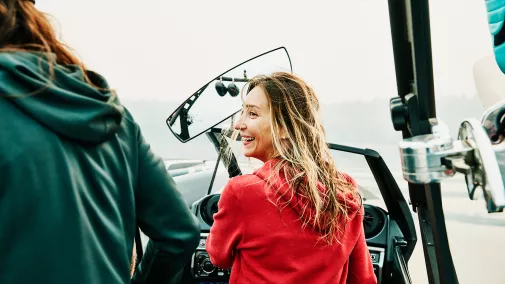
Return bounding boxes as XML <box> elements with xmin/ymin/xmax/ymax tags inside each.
<box><xmin>233</xmin><ymin>121</ymin><xmax>241</xmax><ymax>130</ymax></box>
<box><xmin>233</xmin><ymin>119</ymin><xmax>245</xmax><ymax>130</ymax></box>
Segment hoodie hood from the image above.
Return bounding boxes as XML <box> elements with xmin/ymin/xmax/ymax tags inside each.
<box><xmin>253</xmin><ymin>159</ymin><xmax>362</xmax><ymax>231</ymax></box>
<box><xmin>0</xmin><ymin>52</ymin><xmax>124</xmax><ymax>144</ymax></box>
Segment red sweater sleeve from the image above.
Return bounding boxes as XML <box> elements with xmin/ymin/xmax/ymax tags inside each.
<box><xmin>347</xmin><ymin>215</ymin><xmax>377</xmax><ymax>284</ymax></box>
<box><xmin>206</xmin><ymin>180</ymin><xmax>243</xmax><ymax>269</ymax></box>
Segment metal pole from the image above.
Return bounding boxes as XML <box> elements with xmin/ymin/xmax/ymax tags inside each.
<box><xmin>387</xmin><ymin>0</ymin><xmax>459</xmax><ymax>283</ymax></box>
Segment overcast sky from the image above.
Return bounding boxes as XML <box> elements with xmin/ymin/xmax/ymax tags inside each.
<box><xmin>36</xmin><ymin>1</ymin><xmax>494</xmax><ymax>104</ymax></box>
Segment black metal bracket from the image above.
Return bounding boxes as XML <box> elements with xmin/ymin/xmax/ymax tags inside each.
<box><xmin>390</xmin><ymin>94</ymin><xmax>421</xmax><ymax>136</ymax></box>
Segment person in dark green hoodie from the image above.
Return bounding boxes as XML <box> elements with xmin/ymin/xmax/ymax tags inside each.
<box><xmin>0</xmin><ymin>1</ymin><xmax>200</xmax><ymax>283</ymax></box>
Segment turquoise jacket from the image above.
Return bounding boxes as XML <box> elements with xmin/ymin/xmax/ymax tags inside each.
<box><xmin>0</xmin><ymin>52</ymin><xmax>199</xmax><ymax>284</ymax></box>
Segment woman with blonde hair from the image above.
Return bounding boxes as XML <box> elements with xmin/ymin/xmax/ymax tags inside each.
<box><xmin>0</xmin><ymin>1</ymin><xmax>200</xmax><ymax>283</ymax></box>
<box><xmin>206</xmin><ymin>72</ymin><xmax>377</xmax><ymax>283</ymax></box>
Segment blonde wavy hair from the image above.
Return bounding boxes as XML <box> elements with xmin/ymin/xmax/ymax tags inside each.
<box><xmin>228</xmin><ymin>72</ymin><xmax>360</xmax><ymax>244</ymax></box>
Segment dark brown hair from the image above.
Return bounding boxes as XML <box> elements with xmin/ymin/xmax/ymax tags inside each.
<box><xmin>0</xmin><ymin>0</ymin><xmax>90</xmax><ymax>81</ymax></box>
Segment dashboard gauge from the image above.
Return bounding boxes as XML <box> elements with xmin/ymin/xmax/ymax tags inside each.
<box><xmin>200</xmin><ymin>195</ymin><xmax>220</xmax><ymax>226</ymax></box>
<box><xmin>363</xmin><ymin>204</ymin><xmax>386</xmax><ymax>239</ymax></box>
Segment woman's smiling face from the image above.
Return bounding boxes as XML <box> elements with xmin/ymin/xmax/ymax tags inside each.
<box><xmin>233</xmin><ymin>86</ymin><xmax>275</xmax><ymax>162</ymax></box>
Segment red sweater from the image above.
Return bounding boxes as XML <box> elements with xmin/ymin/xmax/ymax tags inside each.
<box><xmin>206</xmin><ymin>160</ymin><xmax>377</xmax><ymax>284</ymax></box>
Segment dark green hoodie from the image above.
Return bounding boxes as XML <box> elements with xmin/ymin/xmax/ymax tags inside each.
<box><xmin>0</xmin><ymin>52</ymin><xmax>200</xmax><ymax>284</ymax></box>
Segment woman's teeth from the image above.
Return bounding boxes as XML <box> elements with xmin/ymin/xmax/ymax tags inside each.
<box><xmin>242</xmin><ymin>137</ymin><xmax>255</xmax><ymax>142</ymax></box>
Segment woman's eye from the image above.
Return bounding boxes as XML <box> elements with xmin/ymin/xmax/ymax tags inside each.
<box><xmin>249</xmin><ymin>111</ymin><xmax>257</xmax><ymax>117</ymax></box>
